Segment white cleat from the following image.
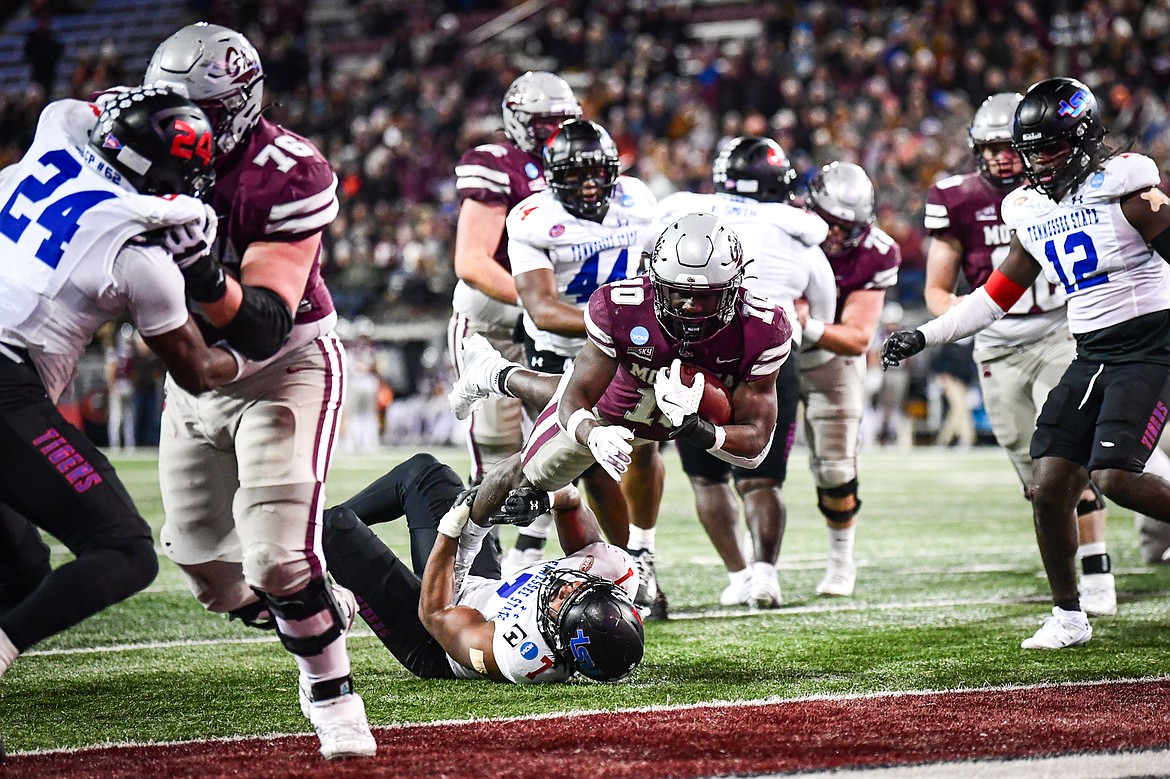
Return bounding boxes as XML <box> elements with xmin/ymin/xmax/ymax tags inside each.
<box><xmin>448</xmin><ymin>334</ymin><xmax>516</xmax><ymax>420</ymax></box>
<box><xmin>816</xmin><ymin>557</ymin><xmax>857</xmax><ymax>597</ymax></box>
<box><xmin>1080</xmin><ymin>573</ymin><xmax>1117</xmax><ymax>617</ymax></box>
<box><xmin>748</xmin><ymin>568</ymin><xmax>782</xmax><ymax>609</ymax></box>
<box><xmin>1020</xmin><ymin>606</ymin><xmax>1092</xmax><ymax>650</ymax></box>
<box><xmin>301</xmin><ymin>686</ymin><xmax>377</xmax><ymax>759</ymax></box>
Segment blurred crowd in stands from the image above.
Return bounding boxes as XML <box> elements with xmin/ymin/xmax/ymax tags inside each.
<box><xmin>5</xmin><ymin>0</ymin><xmax>1170</xmax><ymax>446</ymax></box>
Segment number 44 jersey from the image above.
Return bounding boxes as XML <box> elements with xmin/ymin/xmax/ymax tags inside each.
<box><xmin>506</xmin><ymin>175</ymin><xmax>658</xmax><ymax>359</ymax></box>
<box><xmin>1003</xmin><ymin>153</ymin><xmax>1170</xmax><ymax>336</ymax></box>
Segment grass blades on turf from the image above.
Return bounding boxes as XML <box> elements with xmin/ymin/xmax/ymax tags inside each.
<box><xmin>3</xmin><ymin>446</ymin><xmax>1169</xmax><ymax>752</ymax></box>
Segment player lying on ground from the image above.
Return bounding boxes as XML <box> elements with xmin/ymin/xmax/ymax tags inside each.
<box><xmin>322</xmin><ymin>453</ymin><xmax>644</xmax><ymax>683</ymax></box>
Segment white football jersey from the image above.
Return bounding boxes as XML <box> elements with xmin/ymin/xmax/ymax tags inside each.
<box><xmin>448</xmin><ymin>541</ymin><xmax>637</xmax><ymax>684</ymax></box>
<box><xmin>507</xmin><ymin>176</ymin><xmax>658</xmax><ymax>358</ymax></box>
<box><xmin>654</xmin><ymin>191</ymin><xmax>837</xmax><ymax>348</ymax></box>
<box><xmin>0</xmin><ymin>100</ymin><xmax>204</xmax><ymax>400</ymax></box>
<box><xmin>1002</xmin><ymin>153</ymin><xmax>1170</xmax><ymax>334</ymax></box>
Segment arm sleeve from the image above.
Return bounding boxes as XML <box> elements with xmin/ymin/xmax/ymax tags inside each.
<box><xmin>917</xmin><ymin>286</ymin><xmax>1006</xmax><ymax>347</ymax></box>
<box><xmin>117</xmin><ymin>245</ymin><xmax>190</xmax><ymax>337</ymax></box>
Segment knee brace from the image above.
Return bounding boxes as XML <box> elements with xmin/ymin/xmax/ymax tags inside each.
<box><xmin>258</xmin><ymin>576</ymin><xmax>344</xmax><ymax>657</ymax></box>
<box><xmin>817</xmin><ymin>479</ymin><xmax>862</xmax><ymax>524</ymax></box>
<box><xmin>1076</xmin><ymin>482</ymin><xmax>1106</xmax><ymax>517</ymax></box>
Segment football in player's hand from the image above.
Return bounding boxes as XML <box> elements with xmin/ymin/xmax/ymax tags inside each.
<box><xmin>678</xmin><ymin>363</ymin><xmax>733</xmax><ymax>425</ymax></box>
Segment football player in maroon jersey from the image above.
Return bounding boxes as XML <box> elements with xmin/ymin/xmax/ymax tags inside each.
<box><xmin>798</xmin><ymin>161</ymin><xmax>901</xmax><ymax>597</ymax></box>
<box><xmin>923</xmin><ymin>92</ymin><xmax>1119</xmax><ymax>616</ymax></box>
<box><xmin>144</xmin><ymin>23</ymin><xmax>374</xmax><ymax>759</ymax></box>
<box><xmin>448</xmin><ymin>72</ymin><xmax>582</xmax><ymax>576</ymax></box>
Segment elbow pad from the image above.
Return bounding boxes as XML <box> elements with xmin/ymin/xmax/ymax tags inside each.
<box><xmin>219</xmin><ymin>285</ymin><xmax>294</xmax><ymax>361</ymax></box>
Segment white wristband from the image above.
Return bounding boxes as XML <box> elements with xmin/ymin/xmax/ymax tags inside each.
<box><xmin>802</xmin><ymin>318</ymin><xmax>826</xmax><ymax>346</ymax></box>
<box><xmin>706</xmin><ymin>424</ymin><xmax>727</xmax><ymax>454</ymax></box>
<box><xmin>565</xmin><ymin>408</ymin><xmax>596</xmax><ymax>444</ymax></box>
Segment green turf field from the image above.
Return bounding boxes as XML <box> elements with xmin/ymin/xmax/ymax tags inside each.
<box><xmin>4</xmin><ymin>445</ymin><xmax>1169</xmax><ymax>753</ymax></box>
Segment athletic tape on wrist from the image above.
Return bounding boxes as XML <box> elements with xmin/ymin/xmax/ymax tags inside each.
<box><xmin>565</xmin><ymin>408</ymin><xmax>596</xmax><ymax>444</ymax></box>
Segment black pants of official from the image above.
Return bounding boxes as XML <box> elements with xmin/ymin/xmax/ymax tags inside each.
<box><xmin>0</xmin><ymin>352</ymin><xmax>157</xmax><ymax>652</ymax></box>
<box><xmin>322</xmin><ymin>452</ymin><xmax>500</xmax><ymax>679</ymax></box>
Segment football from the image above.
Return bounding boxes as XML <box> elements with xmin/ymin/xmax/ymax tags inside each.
<box><xmin>678</xmin><ymin>363</ymin><xmax>733</xmax><ymax>425</ymax></box>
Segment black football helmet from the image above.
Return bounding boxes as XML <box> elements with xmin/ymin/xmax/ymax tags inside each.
<box><xmin>89</xmin><ymin>86</ymin><xmax>216</xmax><ymax>199</ymax></box>
<box><xmin>1012</xmin><ymin>77</ymin><xmax>1106</xmax><ymax>200</ymax></box>
<box><xmin>542</xmin><ymin>119</ymin><xmax>621</xmax><ymax>222</ymax></box>
<box><xmin>536</xmin><ymin>569</ymin><xmax>644</xmax><ymax>682</ymax></box>
<box><xmin>711</xmin><ymin>136</ymin><xmax>797</xmax><ymax>203</ymax></box>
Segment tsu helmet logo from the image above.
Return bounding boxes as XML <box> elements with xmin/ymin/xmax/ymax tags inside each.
<box><xmin>1058</xmin><ymin>90</ymin><xmax>1088</xmax><ymax>118</ymax></box>
<box><xmin>569</xmin><ymin>629</ymin><xmax>594</xmax><ymax>671</ymax></box>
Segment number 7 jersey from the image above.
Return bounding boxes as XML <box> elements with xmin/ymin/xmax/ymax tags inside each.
<box><xmin>1002</xmin><ymin>153</ymin><xmax>1170</xmax><ymax>335</ymax></box>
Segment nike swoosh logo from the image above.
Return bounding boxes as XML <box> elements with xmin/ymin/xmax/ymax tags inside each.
<box><xmin>1100</xmin><ymin>441</ymin><xmax>1115</xmax><ymax>447</ymax></box>
<box><xmin>716</xmin><ymin>357</ymin><xmax>738</xmax><ymax>364</ymax></box>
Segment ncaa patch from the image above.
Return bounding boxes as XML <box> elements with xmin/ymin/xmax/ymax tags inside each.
<box><xmin>525</xmin><ymin>162</ymin><xmax>540</xmax><ymax>179</ymax></box>
<box><xmin>520</xmin><ymin>641</ymin><xmax>539</xmax><ymax>660</ymax></box>
<box><xmin>630</xmin><ymin>326</ymin><xmax>650</xmax><ymax>345</ymax></box>
<box><xmin>102</xmin><ymin>134</ymin><xmax>123</xmax><ymax>150</ymax></box>
<box><xmin>550</xmin><ymin>224</ymin><xmax>565</xmax><ymax>238</ymax></box>
<box><xmin>620</xmin><ymin>194</ymin><xmax>635</xmax><ymax>207</ymax></box>
<box><xmin>1090</xmin><ymin>171</ymin><xmax>1105</xmax><ymax>188</ymax></box>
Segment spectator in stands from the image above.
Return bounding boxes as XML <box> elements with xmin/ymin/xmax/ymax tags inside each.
<box><xmin>23</xmin><ymin>12</ymin><xmax>62</xmax><ymax>98</ymax></box>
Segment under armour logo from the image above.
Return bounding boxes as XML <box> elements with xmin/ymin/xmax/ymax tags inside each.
<box><xmin>1057</xmin><ymin>91</ymin><xmax>1088</xmax><ymax>118</ymax></box>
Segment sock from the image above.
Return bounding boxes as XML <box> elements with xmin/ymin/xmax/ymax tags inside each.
<box><xmin>0</xmin><ymin>628</ymin><xmax>18</xmax><ymax>678</ymax></box>
<box><xmin>751</xmin><ymin>561</ymin><xmax>777</xmax><ymax>582</ymax></box>
<box><xmin>1054</xmin><ymin>598</ymin><xmax>1082</xmax><ymax>614</ymax></box>
<box><xmin>827</xmin><ymin>525</ymin><xmax>855</xmax><ymax>560</ymax></box>
<box><xmin>627</xmin><ymin>525</ymin><xmax>656</xmax><ymax>553</ymax></box>
<box><xmin>726</xmin><ymin>567</ymin><xmax>751</xmax><ymax>587</ymax></box>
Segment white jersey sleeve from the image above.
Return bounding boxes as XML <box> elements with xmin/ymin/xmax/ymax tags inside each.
<box><xmin>117</xmin><ymin>244</ymin><xmax>190</xmax><ymax>338</ymax></box>
<box><xmin>506</xmin><ymin>192</ymin><xmax>557</xmax><ymax>276</ymax></box>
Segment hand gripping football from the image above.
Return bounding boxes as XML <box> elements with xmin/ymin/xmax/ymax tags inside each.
<box><xmin>678</xmin><ymin>364</ymin><xmax>733</xmax><ymax>425</ymax></box>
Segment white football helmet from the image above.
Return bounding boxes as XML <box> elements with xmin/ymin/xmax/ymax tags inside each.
<box><xmin>502</xmin><ymin>71</ymin><xmax>582</xmax><ymax>155</ymax></box>
<box><xmin>806</xmin><ymin>162</ymin><xmax>875</xmax><ymax>257</ymax></box>
<box><xmin>145</xmin><ymin>23</ymin><xmax>264</xmax><ymax>157</ymax></box>
<box><xmin>969</xmin><ymin>92</ymin><xmax>1025</xmax><ymax>188</ymax></box>
<box><xmin>647</xmin><ymin>212</ymin><xmax>745</xmax><ymax>343</ymax></box>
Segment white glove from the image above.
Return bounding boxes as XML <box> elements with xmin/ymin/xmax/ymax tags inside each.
<box><xmin>438</xmin><ymin>487</ymin><xmax>478</xmax><ymax>539</ymax></box>
<box><xmin>587</xmin><ymin>424</ymin><xmax>634</xmax><ymax>482</ymax></box>
<box><xmin>163</xmin><ymin>204</ymin><xmax>218</xmax><ymax>269</ymax></box>
<box><xmin>654</xmin><ymin>358</ymin><xmax>703</xmax><ymax>427</ymax></box>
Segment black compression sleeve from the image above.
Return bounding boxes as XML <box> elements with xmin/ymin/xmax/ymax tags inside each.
<box><xmin>219</xmin><ymin>285</ymin><xmax>294</xmax><ymax>360</ymax></box>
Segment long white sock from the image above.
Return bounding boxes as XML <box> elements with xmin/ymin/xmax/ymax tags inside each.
<box><xmin>0</xmin><ymin>628</ymin><xmax>19</xmax><ymax>678</ymax></box>
<box><xmin>276</xmin><ymin>610</ymin><xmax>351</xmax><ymax>686</ymax></box>
<box><xmin>828</xmin><ymin>525</ymin><xmax>856</xmax><ymax>561</ymax></box>
<box><xmin>628</xmin><ymin>525</ymin><xmax>656</xmax><ymax>553</ymax></box>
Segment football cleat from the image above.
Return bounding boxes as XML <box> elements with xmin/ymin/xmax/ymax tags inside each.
<box><xmin>749</xmin><ymin>563</ymin><xmax>781</xmax><ymax>609</ymax></box>
<box><xmin>1020</xmin><ymin>607</ymin><xmax>1092</xmax><ymax>650</ymax></box>
<box><xmin>299</xmin><ymin>676</ymin><xmax>376</xmax><ymax>759</ymax></box>
<box><xmin>630</xmin><ymin>548</ymin><xmax>669</xmax><ymax>620</ymax></box>
<box><xmin>1079</xmin><ymin>573</ymin><xmax>1117</xmax><ymax>617</ymax></box>
<box><xmin>816</xmin><ymin>557</ymin><xmax>857</xmax><ymax>597</ymax></box>
<box><xmin>448</xmin><ymin>334</ymin><xmax>517</xmax><ymax>420</ymax></box>
<box><xmin>332</xmin><ymin>581</ymin><xmax>358</xmax><ymax>631</ymax></box>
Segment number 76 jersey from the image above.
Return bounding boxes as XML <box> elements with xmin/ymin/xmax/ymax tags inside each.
<box><xmin>507</xmin><ymin>176</ymin><xmax>658</xmax><ymax>358</ymax></box>
<box><xmin>1002</xmin><ymin>153</ymin><xmax>1170</xmax><ymax>335</ymax></box>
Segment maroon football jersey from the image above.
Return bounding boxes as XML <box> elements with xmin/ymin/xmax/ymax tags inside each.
<box><xmin>455</xmin><ymin>140</ymin><xmax>548</xmax><ymax>272</ymax></box>
<box><xmin>924</xmin><ymin>171</ymin><xmax>1011</xmax><ymax>290</ymax></box>
<box><xmin>828</xmin><ymin>225</ymin><xmax>901</xmax><ymax>322</ymax></box>
<box><xmin>587</xmin><ymin>277</ymin><xmax>792</xmax><ymax>441</ymax></box>
<box><xmin>206</xmin><ymin>116</ymin><xmax>337</xmax><ymax>328</ymax></box>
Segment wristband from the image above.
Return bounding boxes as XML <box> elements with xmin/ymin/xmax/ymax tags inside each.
<box><xmin>220</xmin><ymin>344</ymin><xmax>246</xmax><ymax>383</ymax></box>
<box><xmin>802</xmin><ymin>318</ymin><xmax>826</xmax><ymax>345</ymax></box>
<box><xmin>706</xmin><ymin>424</ymin><xmax>727</xmax><ymax>454</ymax></box>
<box><xmin>437</xmin><ymin>502</ymin><xmax>471</xmax><ymax>539</ymax></box>
<box><xmin>565</xmin><ymin>408</ymin><xmax>596</xmax><ymax>444</ymax></box>
<box><xmin>675</xmin><ymin>413</ymin><xmax>717</xmax><ymax>450</ymax></box>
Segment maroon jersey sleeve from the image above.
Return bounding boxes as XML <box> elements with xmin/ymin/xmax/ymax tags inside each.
<box><xmin>455</xmin><ymin>143</ymin><xmax>545</xmax><ymax>209</ymax></box>
<box><xmin>830</xmin><ymin>226</ymin><xmax>901</xmax><ymax>317</ymax></box>
<box><xmin>210</xmin><ymin>117</ymin><xmax>338</xmax><ymax>252</ymax></box>
<box><xmin>924</xmin><ymin>172</ymin><xmax>1008</xmax><ymax>289</ymax></box>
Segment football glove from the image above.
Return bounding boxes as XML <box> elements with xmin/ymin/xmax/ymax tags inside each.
<box><xmin>587</xmin><ymin>424</ymin><xmax>634</xmax><ymax>482</ymax></box>
<box><xmin>654</xmin><ymin>358</ymin><xmax>704</xmax><ymax>428</ymax></box>
<box><xmin>164</xmin><ymin>204</ymin><xmax>226</xmax><ymax>302</ymax></box>
<box><xmin>489</xmin><ymin>486</ymin><xmax>551</xmax><ymax>527</ymax></box>
<box><xmin>438</xmin><ymin>486</ymin><xmax>478</xmax><ymax>538</ymax></box>
<box><xmin>881</xmin><ymin>330</ymin><xmax>926</xmax><ymax>370</ymax></box>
